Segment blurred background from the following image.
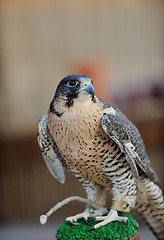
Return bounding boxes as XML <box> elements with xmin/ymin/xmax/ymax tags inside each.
<box><xmin>0</xmin><ymin>0</ymin><xmax>164</xmax><ymax>239</ymax></box>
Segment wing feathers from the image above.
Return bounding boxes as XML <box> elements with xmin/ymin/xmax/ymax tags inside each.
<box><xmin>37</xmin><ymin>114</ymin><xmax>65</xmax><ymax>183</ymax></box>
<box><xmin>102</xmin><ymin>108</ymin><xmax>159</xmax><ymax>184</ymax></box>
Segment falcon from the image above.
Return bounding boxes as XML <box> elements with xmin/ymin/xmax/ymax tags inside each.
<box><xmin>38</xmin><ymin>74</ymin><xmax>164</xmax><ymax>239</ymax></box>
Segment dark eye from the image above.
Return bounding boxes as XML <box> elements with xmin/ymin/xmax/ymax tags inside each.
<box><xmin>67</xmin><ymin>80</ymin><xmax>78</xmax><ymax>87</ymax></box>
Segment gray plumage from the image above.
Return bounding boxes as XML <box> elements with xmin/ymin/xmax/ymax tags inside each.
<box><xmin>38</xmin><ymin>74</ymin><xmax>164</xmax><ymax>239</ymax></box>
<box><xmin>38</xmin><ymin>114</ymin><xmax>65</xmax><ymax>183</ymax></box>
<box><xmin>102</xmin><ymin>107</ymin><xmax>160</xmax><ymax>183</ymax></box>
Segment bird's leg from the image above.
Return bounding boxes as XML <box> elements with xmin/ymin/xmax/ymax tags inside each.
<box><xmin>66</xmin><ymin>182</ymin><xmax>108</xmax><ymax>224</ymax></box>
<box><xmin>88</xmin><ymin>208</ymin><xmax>129</xmax><ymax>231</ymax></box>
<box><xmin>87</xmin><ymin>199</ymin><xmax>134</xmax><ymax>230</ymax></box>
<box><xmin>87</xmin><ymin>170</ymin><xmax>137</xmax><ymax>230</ymax></box>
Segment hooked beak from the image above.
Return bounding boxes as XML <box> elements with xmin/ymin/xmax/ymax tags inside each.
<box><xmin>82</xmin><ymin>83</ymin><xmax>95</xmax><ymax>99</ymax></box>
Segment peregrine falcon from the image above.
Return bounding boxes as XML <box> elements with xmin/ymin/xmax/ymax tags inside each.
<box><xmin>38</xmin><ymin>74</ymin><xmax>164</xmax><ymax>239</ymax></box>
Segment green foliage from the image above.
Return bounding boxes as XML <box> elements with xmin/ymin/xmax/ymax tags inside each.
<box><xmin>56</xmin><ymin>214</ymin><xmax>139</xmax><ymax>240</ymax></box>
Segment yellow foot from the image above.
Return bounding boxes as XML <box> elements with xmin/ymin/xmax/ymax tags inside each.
<box><xmin>66</xmin><ymin>209</ymin><xmax>90</xmax><ymax>225</ymax></box>
<box><xmin>88</xmin><ymin>209</ymin><xmax>129</xmax><ymax>231</ymax></box>
<box><xmin>66</xmin><ymin>207</ymin><xmax>108</xmax><ymax>225</ymax></box>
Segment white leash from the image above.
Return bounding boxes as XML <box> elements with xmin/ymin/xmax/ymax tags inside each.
<box><xmin>39</xmin><ymin>196</ymin><xmax>88</xmax><ymax>225</ymax></box>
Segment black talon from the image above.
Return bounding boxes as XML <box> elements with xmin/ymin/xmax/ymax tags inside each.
<box><xmin>87</xmin><ymin>226</ymin><xmax>95</xmax><ymax>231</ymax></box>
<box><xmin>67</xmin><ymin>220</ymin><xmax>79</xmax><ymax>226</ymax></box>
<box><xmin>81</xmin><ymin>217</ymin><xmax>88</xmax><ymax>223</ymax></box>
<box><xmin>87</xmin><ymin>217</ymin><xmax>96</xmax><ymax>222</ymax></box>
<box><xmin>126</xmin><ymin>219</ymin><xmax>129</xmax><ymax>225</ymax></box>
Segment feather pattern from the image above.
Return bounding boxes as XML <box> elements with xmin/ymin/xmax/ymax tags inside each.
<box><xmin>101</xmin><ymin>106</ymin><xmax>160</xmax><ymax>185</ymax></box>
<box><xmin>37</xmin><ymin>114</ymin><xmax>65</xmax><ymax>184</ymax></box>
<box><xmin>38</xmin><ymin>74</ymin><xmax>164</xmax><ymax>239</ymax></box>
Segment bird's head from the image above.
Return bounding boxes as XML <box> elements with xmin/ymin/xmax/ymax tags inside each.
<box><xmin>50</xmin><ymin>74</ymin><xmax>96</xmax><ymax>115</ymax></box>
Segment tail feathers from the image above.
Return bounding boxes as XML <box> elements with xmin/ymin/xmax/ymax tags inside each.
<box><xmin>142</xmin><ymin>214</ymin><xmax>164</xmax><ymax>240</ymax></box>
<box><xmin>136</xmin><ymin>179</ymin><xmax>164</xmax><ymax>239</ymax></box>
